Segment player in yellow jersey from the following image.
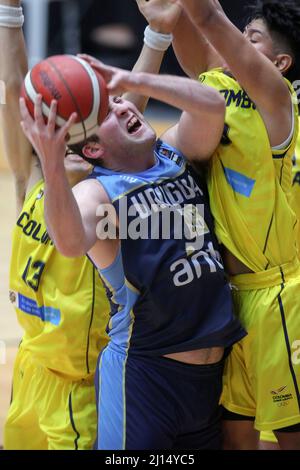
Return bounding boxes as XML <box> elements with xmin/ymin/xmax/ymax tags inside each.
<box><xmin>0</xmin><ymin>1</ymin><xmax>109</xmax><ymax>450</ymax></box>
<box><xmin>291</xmin><ymin>117</ymin><xmax>300</xmax><ymax>253</ymax></box>
<box><xmin>260</xmin><ymin>118</ymin><xmax>300</xmax><ymax>449</ymax></box>
<box><xmin>134</xmin><ymin>0</ymin><xmax>300</xmax><ymax>449</ymax></box>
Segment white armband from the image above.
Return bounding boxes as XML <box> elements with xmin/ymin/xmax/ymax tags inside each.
<box><xmin>0</xmin><ymin>4</ymin><xmax>24</xmax><ymax>28</ymax></box>
<box><xmin>144</xmin><ymin>25</ymin><xmax>173</xmax><ymax>52</ymax></box>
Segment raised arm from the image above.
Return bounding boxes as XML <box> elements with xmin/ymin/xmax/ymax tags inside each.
<box><xmin>90</xmin><ymin>61</ymin><xmax>225</xmax><ymax>161</ymax></box>
<box><xmin>79</xmin><ymin>44</ymin><xmax>166</xmax><ymax>114</ymax></box>
<box><xmin>19</xmin><ymin>64</ymin><xmax>225</xmax><ymax>257</ymax></box>
<box><xmin>19</xmin><ymin>95</ymin><xmax>113</xmax><ymax>259</ymax></box>
<box><xmin>132</xmin><ymin>0</ymin><xmax>222</xmax><ymax>80</ymax></box>
<box><xmin>172</xmin><ymin>7</ymin><xmax>222</xmax><ymax>78</ymax></box>
<box><xmin>180</xmin><ymin>0</ymin><xmax>293</xmax><ymax>147</ymax></box>
<box><xmin>0</xmin><ymin>0</ymin><xmax>34</xmax><ymax>213</ymax></box>
<box><xmin>80</xmin><ymin>0</ymin><xmax>182</xmax><ymax>113</ymax></box>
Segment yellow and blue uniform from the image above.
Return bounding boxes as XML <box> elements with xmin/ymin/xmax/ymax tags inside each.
<box><xmin>4</xmin><ymin>180</ymin><xmax>109</xmax><ymax>450</ymax></box>
<box><xmin>92</xmin><ymin>140</ymin><xmax>245</xmax><ymax>449</ymax></box>
<box><xmin>200</xmin><ymin>69</ymin><xmax>300</xmax><ymax>431</ymax></box>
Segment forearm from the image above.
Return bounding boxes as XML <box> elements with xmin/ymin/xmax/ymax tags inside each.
<box><xmin>181</xmin><ymin>0</ymin><xmax>215</xmax><ymax>27</ymax></box>
<box><xmin>182</xmin><ymin>0</ymin><xmax>241</xmax><ymax>67</ymax></box>
<box><xmin>123</xmin><ymin>72</ymin><xmax>223</xmax><ymax>116</ymax></box>
<box><xmin>124</xmin><ymin>0</ymin><xmax>182</xmax><ymax>110</ymax></box>
<box><xmin>123</xmin><ymin>44</ymin><xmax>165</xmax><ymax>113</ymax></box>
<box><xmin>172</xmin><ymin>8</ymin><xmax>221</xmax><ymax>78</ymax></box>
<box><xmin>1</xmin><ymin>0</ymin><xmax>20</xmax><ymax>6</ymax></box>
<box><xmin>43</xmin><ymin>166</ymin><xmax>90</xmax><ymax>257</ymax></box>
<box><xmin>0</xmin><ymin>0</ymin><xmax>32</xmax><ymax>209</ymax></box>
<box><xmin>181</xmin><ymin>0</ymin><xmax>289</xmax><ymax>113</ymax></box>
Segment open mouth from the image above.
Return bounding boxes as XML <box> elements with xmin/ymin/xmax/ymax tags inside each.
<box><xmin>127</xmin><ymin>116</ymin><xmax>142</xmax><ymax>135</ymax></box>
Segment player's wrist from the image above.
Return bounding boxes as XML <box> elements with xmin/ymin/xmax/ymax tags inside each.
<box><xmin>0</xmin><ymin>2</ymin><xmax>24</xmax><ymax>28</ymax></box>
<box><xmin>0</xmin><ymin>0</ymin><xmax>21</xmax><ymax>7</ymax></box>
<box><xmin>144</xmin><ymin>25</ymin><xmax>173</xmax><ymax>52</ymax></box>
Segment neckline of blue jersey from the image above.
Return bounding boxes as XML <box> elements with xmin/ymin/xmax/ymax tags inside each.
<box><xmin>92</xmin><ymin>153</ymin><xmax>160</xmax><ymax>178</ymax></box>
<box><xmin>91</xmin><ymin>140</ymin><xmax>186</xmax><ymax>179</ymax></box>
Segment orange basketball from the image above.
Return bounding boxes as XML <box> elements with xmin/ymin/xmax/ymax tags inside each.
<box><xmin>21</xmin><ymin>54</ymin><xmax>109</xmax><ymax>144</ymax></box>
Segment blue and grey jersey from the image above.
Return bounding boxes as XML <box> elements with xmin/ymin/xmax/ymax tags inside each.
<box><xmin>90</xmin><ymin>140</ymin><xmax>245</xmax><ymax>356</ymax></box>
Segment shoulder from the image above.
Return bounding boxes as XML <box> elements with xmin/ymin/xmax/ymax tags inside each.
<box><xmin>72</xmin><ymin>176</ymin><xmax>111</xmax><ymax>206</ymax></box>
<box><xmin>199</xmin><ymin>68</ymin><xmax>231</xmax><ymax>85</ymax></box>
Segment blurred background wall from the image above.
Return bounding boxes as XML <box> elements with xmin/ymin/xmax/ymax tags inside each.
<box><xmin>0</xmin><ymin>0</ymin><xmax>257</xmax><ymax>171</ymax></box>
<box><xmin>43</xmin><ymin>0</ymin><xmax>256</xmax><ymax>74</ymax></box>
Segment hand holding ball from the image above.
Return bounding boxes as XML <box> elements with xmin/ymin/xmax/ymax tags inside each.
<box><xmin>20</xmin><ymin>55</ymin><xmax>109</xmax><ymax>145</ymax></box>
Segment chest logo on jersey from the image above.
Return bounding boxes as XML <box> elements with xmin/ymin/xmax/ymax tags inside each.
<box><xmin>96</xmin><ymin>174</ymin><xmax>210</xmax><ymax>252</ymax></box>
<box><xmin>293</xmin><ymin>171</ymin><xmax>300</xmax><ymax>187</ymax></box>
<box><xmin>129</xmin><ymin>173</ymin><xmax>204</xmax><ymax>217</ymax></box>
<box><xmin>170</xmin><ymin>241</ymin><xmax>224</xmax><ymax>287</ymax></box>
<box><xmin>17</xmin><ymin>211</ymin><xmax>52</xmax><ymax>245</ymax></box>
<box><xmin>223</xmin><ymin>167</ymin><xmax>256</xmax><ymax>197</ymax></box>
<box><xmin>219</xmin><ymin>89</ymin><xmax>256</xmax><ymax>110</ymax></box>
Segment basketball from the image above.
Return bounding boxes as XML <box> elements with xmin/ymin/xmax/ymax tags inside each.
<box><xmin>20</xmin><ymin>54</ymin><xmax>109</xmax><ymax>145</ymax></box>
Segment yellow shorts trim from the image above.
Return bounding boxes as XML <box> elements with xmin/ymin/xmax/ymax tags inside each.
<box><xmin>230</xmin><ymin>257</ymin><xmax>300</xmax><ymax>290</ymax></box>
<box><xmin>221</xmin><ymin>274</ymin><xmax>300</xmax><ymax>432</ymax></box>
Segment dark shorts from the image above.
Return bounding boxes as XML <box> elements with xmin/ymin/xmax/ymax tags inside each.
<box><xmin>95</xmin><ymin>346</ymin><xmax>224</xmax><ymax>450</ymax></box>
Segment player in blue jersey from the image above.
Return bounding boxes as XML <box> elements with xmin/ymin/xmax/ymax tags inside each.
<box><xmin>19</xmin><ymin>62</ymin><xmax>246</xmax><ymax>449</ymax></box>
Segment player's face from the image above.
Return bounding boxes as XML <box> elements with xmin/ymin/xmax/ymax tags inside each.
<box><xmin>64</xmin><ymin>152</ymin><xmax>92</xmax><ymax>186</ymax></box>
<box><xmin>244</xmin><ymin>19</ymin><xmax>277</xmax><ymax>62</ymax></box>
<box><xmin>97</xmin><ymin>97</ymin><xmax>156</xmax><ymax>155</ymax></box>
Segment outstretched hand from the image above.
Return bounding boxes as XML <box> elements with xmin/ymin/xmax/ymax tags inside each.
<box><xmin>19</xmin><ymin>95</ymin><xmax>77</xmax><ymax>172</ymax></box>
<box><xmin>135</xmin><ymin>0</ymin><xmax>182</xmax><ymax>34</ymax></box>
<box><xmin>79</xmin><ymin>55</ymin><xmax>134</xmax><ymax>96</ymax></box>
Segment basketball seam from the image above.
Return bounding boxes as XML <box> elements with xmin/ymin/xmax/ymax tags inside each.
<box><xmin>27</xmin><ymin>69</ymin><xmax>39</xmax><ymax>99</ymax></box>
<box><xmin>47</xmin><ymin>58</ymin><xmax>87</xmax><ymax>142</ymax></box>
<box><xmin>24</xmin><ymin>56</ymin><xmax>103</xmax><ymax>144</ymax></box>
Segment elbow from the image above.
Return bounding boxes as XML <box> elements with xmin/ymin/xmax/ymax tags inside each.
<box><xmin>198</xmin><ymin>88</ymin><xmax>225</xmax><ymax>116</ymax></box>
<box><xmin>53</xmin><ymin>239</ymin><xmax>87</xmax><ymax>259</ymax></box>
<box><xmin>48</xmin><ymin>229</ymin><xmax>88</xmax><ymax>258</ymax></box>
<box><xmin>208</xmin><ymin>88</ymin><xmax>226</xmax><ymax>115</ymax></box>
<box><xmin>193</xmin><ymin>7</ymin><xmax>217</xmax><ymax>30</ymax></box>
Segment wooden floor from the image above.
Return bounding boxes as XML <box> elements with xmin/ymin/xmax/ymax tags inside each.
<box><xmin>0</xmin><ymin>171</ymin><xmax>22</xmax><ymax>448</ymax></box>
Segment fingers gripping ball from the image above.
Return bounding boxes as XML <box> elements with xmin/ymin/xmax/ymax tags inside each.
<box><xmin>20</xmin><ymin>55</ymin><xmax>109</xmax><ymax>144</ymax></box>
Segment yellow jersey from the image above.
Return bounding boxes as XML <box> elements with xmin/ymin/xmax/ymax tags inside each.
<box><xmin>9</xmin><ymin>180</ymin><xmax>109</xmax><ymax>379</ymax></box>
<box><xmin>200</xmin><ymin>69</ymin><xmax>299</xmax><ymax>272</ymax></box>
<box><xmin>291</xmin><ymin>118</ymin><xmax>300</xmax><ymax>250</ymax></box>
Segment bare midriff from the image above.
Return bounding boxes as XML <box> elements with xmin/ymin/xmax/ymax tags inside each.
<box><xmin>163</xmin><ymin>248</ymin><xmax>251</xmax><ymax>366</ymax></box>
<box><xmin>164</xmin><ymin>347</ymin><xmax>224</xmax><ymax>365</ymax></box>
<box><xmin>222</xmin><ymin>246</ymin><xmax>254</xmax><ymax>276</ymax></box>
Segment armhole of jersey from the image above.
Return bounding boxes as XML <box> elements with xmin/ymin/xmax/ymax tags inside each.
<box><xmin>272</xmin><ymin>99</ymin><xmax>295</xmax><ymax>155</ymax></box>
<box><xmin>24</xmin><ymin>178</ymin><xmax>43</xmax><ymax>203</ymax></box>
<box><xmin>25</xmin><ymin>157</ymin><xmax>44</xmax><ymax>200</ymax></box>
